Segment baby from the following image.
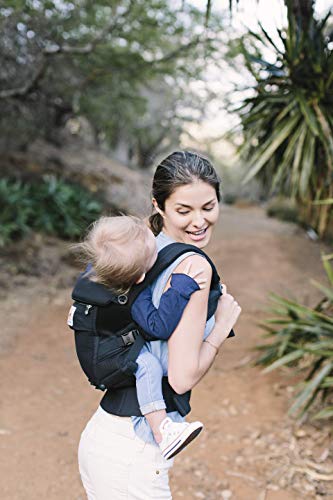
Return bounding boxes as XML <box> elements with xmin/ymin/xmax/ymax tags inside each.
<box><xmin>77</xmin><ymin>215</ymin><xmax>206</xmax><ymax>459</ymax></box>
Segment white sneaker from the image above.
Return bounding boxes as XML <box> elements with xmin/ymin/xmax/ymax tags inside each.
<box><xmin>158</xmin><ymin>417</ymin><xmax>203</xmax><ymax>460</ymax></box>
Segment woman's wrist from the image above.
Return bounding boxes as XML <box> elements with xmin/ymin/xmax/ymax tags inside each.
<box><xmin>203</xmin><ymin>338</ymin><xmax>219</xmax><ymax>355</ymax></box>
<box><xmin>209</xmin><ymin>321</ymin><xmax>230</xmax><ymax>346</ymax></box>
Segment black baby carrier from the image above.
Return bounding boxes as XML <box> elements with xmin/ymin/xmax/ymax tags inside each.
<box><xmin>68</xmin><ymin>242</ymin><xmax>234</xmax><ymax>417</ymax></box>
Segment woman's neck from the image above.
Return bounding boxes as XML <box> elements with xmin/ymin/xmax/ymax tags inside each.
<box><xmin>159</xmin><ymin>230</ymin><xmax>175</xmax><ymax>243</ymax></box>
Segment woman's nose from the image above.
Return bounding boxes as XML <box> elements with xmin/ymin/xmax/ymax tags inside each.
<box><xmin>192</xmin><ymin>212</ymin><xmax>206</xmax><ymax>228</ymax></box>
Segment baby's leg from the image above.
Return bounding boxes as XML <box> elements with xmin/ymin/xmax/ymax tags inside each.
<box><xmin>136</xmin><ymin>346</ymin><xmax>204</xmax><ymax>459</ymax></box>
<box><xmin>135</xmin><ymin>347</ymin><xmax>167</xmax><ymax>443</ymax></box>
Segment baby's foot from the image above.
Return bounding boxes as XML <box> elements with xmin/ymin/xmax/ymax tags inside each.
<box><xmin>158</xmin><ymin>417</ymin><xmax>203</xmax><ymax>460</ymax></box>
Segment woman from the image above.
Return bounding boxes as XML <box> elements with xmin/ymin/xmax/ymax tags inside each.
<box><xmin>78</xmin><ymin>151</ymin><xmax>241</xmax><ymax>499</ymax></box>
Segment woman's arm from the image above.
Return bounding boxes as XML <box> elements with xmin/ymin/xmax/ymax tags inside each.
<box><xmin>167</xmin><ymin>255</ymin><xmax>241</xmax><ymax>394</ymax></box>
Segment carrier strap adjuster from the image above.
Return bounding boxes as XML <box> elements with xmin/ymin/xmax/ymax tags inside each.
<box><xmin>121</xmin><ymin>329</ymin><xmax>140</xmax><ymax>346</ymax></box>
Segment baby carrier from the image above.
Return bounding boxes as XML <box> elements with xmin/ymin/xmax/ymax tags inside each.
<box><xmin>68</xmin><ymin>242</ymin><xmax>234</xmax><ymax>416</ymax></box>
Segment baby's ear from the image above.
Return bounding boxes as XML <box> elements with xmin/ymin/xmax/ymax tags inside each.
<box><xmin>135</xmin><ymin>273</ymin><xmax>146</xmax><ymax>284</ymax></box>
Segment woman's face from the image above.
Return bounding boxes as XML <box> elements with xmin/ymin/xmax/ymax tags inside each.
<box><xmin>154</xmin><ymin>180</ymin><xmax>219</xmax><ymax>248</ymax></box>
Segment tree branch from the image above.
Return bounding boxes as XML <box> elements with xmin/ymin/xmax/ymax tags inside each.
<box><xmin>0</xmin><ymin>58</ymin><xmax>46</xmax><ymax>98</ymax></box>
<box><xmin>0</xmin><ymin>1</ymin><xmax>135</xmax><ymax>99</ymax></box>
<box><xmin>151</xmin><ymin>35</ymin><xmax>210</xmax><ymax>65</ymax></box>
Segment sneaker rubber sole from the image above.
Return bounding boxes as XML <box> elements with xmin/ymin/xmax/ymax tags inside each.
<box><xmin>162</xmin><ymin>422</ymin><xmax>204</xmax><ymax>460</ymax></box>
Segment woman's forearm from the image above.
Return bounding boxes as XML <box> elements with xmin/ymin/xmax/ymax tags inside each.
<box><xmin>170</xmin><ymin>320</ymin><xmax>229</xmax><ymax>394</ymax></box>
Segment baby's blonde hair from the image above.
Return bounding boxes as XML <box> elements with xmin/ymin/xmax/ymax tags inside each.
<box><xmin>74</xmin><ymin>216</ymin><xmax>153</xmax><ymax>294</ymax></box>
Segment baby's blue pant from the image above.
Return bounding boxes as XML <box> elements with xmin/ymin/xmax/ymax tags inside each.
<box><xmin>135</xmin><ymin>344</ymin><xmax>168</xmax><ymax>415</ymax></box>
<box><xmin>135</xmin><ymin>316</ymin><xmax>215</xmax><ymax>415</ymax></box>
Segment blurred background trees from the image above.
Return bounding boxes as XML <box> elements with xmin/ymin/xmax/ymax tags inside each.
<box><xmin>1</xmin><ymin>0</ymin><xmax>226</xmax><ymax>247</ymax></box>
<box><xmin>2</xmin><ymin>0</ymin><xmax>332</xmax><ymax>240</ymax></box>
<box><xmin>0</xmin><ymin>0</ymin><xmax>221</xmax><ymax>166</ymax></box>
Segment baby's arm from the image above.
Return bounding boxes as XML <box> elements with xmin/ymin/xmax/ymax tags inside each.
<box><xmin>131</xmin><ymin>274</ymin><xmax>200</xmax><ymax>340</ymax></box>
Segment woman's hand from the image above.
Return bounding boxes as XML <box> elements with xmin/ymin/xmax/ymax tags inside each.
<box><xmin>209</xmin><ymin>284</ymin><xmax>241</xmax><ymax>346</ymax></box>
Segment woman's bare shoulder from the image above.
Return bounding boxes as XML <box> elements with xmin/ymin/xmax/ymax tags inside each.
<box><xmin>173</xmin><ymin>253</ymin><xmax>212</xmax><ymax>277</ymax></box>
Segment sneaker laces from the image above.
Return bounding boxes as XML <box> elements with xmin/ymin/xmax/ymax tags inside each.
<box><xmin>160</xmin><ymin>418</ymin><xmax>188</xmax><ymax>437</ymax></box>
<box><xmin>159</xmin><ymin>417</ymin><xmax>173</xmax><ymax>432</ymax></box>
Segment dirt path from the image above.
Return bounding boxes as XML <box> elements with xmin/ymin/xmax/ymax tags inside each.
<box><xmin>0</xmin><ymin>206</ymin><xmax>332</xmax><ymax>500</ymax></box>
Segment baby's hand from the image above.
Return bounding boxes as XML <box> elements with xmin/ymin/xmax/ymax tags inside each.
<box><xmin>182</xmin><ymin>262</ymin><xmax>207</xmax><ymax>290</ymax></box>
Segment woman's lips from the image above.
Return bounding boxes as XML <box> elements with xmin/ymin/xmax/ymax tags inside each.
<box><xmin>185</xmin><ymin>227</ymin><xmax>208</xmax><ymax>241</ymax></box>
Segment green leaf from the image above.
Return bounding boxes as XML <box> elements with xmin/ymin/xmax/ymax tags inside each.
<box><xmin>271</xmin><ymin>121</ymin><xmax>303</xmax><ymax>192</ymax></box>
<box><xmin>313</xmin><ymin>103</ymin><xmax>333</xmax><ymax>163</ymax></box>
<box><xmin>262</xmin><ymin>349</ymin><xmax>305</xmax><ymax>374</ymax></box>
<box><xmin>288</xmin><ymin>362</ymin><xmax>333</xmax><ymax>417</ymax></box>
<box><xmin>312</xmin><ymin>199</ymin><xmax>333</xmax><ymax>205</ymax></box>
<box><xmin>322</xmin><ymin>255</ymin><xmax>333</xmax><ymax>287</ymax></box>
<box><xmin>320</xmin><ymin>377</ymin><xmax>333</xmax><ymax>388</ymax></box>
<box><xmin>295</xmin><ymin>93</ymin><xmax>320</xmax><ymax>137</ymax></box>
<box><xmin>258</xmin><ymin>22</ymin><xmax>284</xmax><ymax>55</ymax></box>
<box><xmin>242</xmin><ymin>115</ymin><xmax>300</xmax><ymax>184</ymax></box>
<box><xmin>299</xmin><ymin>133</ymin><xmax>315</xmax><ymax>198</ymax></box>
<box><xmin>291</xmin><ymin>122</ymin><xmax>307</xmax><ymax>196</ymax></box>
<box><xmin>312</xmin><ymin>406</ymin><xmax>333</xmax><ymax>420</ymax></box>
<box><xmin>277</xmin><ymin>333</ymin><xmax>291</xmax><ymax>357</ymax></box>
<box><xmin>311</xmin><ymin>280</ymin><xmax>333</xmax><ymax>302</ymax></box>
<box><xmin>275</xmin><ymin>100</ymin><xmax>297</xmax><ymax>124</ymax></box>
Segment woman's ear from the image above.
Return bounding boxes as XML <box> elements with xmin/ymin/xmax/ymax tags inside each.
<box><xmin>152</xmin><ymin>198</ymin><xmax>165</xmax><ymax>218</ymax></box>
<box><xmin>135</xmin><ymin>273</ymin><xmax>146</xmax><ymax>284</ymax></box>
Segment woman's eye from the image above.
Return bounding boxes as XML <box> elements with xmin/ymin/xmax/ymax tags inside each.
<box><xmin>203</xmin><ymin>207</ymin><xmax>214</xmax><ymax>211</ymax></box>
<box><xmin>178</xmin><ymin>211</ymin><xmax>190</xmax><ymax>215</ymax></box>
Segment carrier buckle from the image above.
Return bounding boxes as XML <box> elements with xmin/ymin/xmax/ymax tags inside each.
<box><xmin>121</xmin><ymin>329</ymin><xmax>139</xmax><ymax>346</ymax></box>
<box><xmin>117</xmin><ymin>294</ymin><xmax>128</xmax><ymax>305</ymax></box>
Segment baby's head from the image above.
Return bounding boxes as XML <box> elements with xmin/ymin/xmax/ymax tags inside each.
<box><xmin>76</xmin><ymin>216</ymin><xmax>158</xmax><ymax>294</ymax></box>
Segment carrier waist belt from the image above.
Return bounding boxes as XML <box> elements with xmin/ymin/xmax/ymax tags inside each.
<box><xmin>100</xmin><ymin>377</ymin><xmax>191</xmax><ymax>417</ymax></box>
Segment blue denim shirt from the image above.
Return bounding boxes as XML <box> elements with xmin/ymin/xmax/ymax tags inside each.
<box><xmin>131</xmin><ymin>232</ymin><xmax>215</xmax><ymax>444</ymax></box>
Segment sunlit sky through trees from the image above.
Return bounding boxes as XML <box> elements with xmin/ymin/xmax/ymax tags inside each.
<box><xmin>183</xmin><ymin>0</ymin><xmax>332</xmax><ymax>159</ymax></box>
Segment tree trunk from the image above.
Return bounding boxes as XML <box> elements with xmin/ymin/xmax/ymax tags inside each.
<box><xmin>215</xmin><ymin>1</ymin><xmax>315</xmax><ymax>27</ymax></box>
<box><xmin>287</xmin><ymin>0</ymin><xmax>315</xmax><ymax>31</ymax></box>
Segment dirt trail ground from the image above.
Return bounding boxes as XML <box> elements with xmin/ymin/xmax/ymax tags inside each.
<box><xmin>0</xmin><ymin>205</ymin><xmax>332</xmax><ymax>500</ymax></box>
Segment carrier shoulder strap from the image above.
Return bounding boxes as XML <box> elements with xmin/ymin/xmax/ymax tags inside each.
<box><xmin>127</xmin><ymin>242</ymin><xmax>220</xmax><ymax>306</ymax></box>
<box><xmin>71</xmin><ymin>273</ymin><xmax>119</xmax><ymax>306</ymax></box>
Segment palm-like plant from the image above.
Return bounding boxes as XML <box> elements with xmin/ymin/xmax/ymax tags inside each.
<box><xmin>234</xmin><ymin>1</ymin><xmax>333</xmax><ymax>236</ymax></box>
<box><xmin>255</xmin><ymin>254</ymin><xmax>333</xmax><ymax>420</ymax></box>
<box><xmin>207</xmin><ymin>0</ymin><xmax>333</xmax><ymax>420</ymax></box>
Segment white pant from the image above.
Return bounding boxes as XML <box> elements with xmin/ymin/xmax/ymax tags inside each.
<box><xmin>78</xmin><ymin>406</ymin><xmax>174</xmax><ymax>499</ymax></box>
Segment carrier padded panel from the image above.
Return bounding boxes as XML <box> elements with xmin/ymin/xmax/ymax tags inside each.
<box><xmin>72</xmin><ymin>275</ymin><xmax>118</xmax><ymax>306</ymax></box>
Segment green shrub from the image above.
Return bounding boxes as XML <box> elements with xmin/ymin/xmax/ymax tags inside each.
<box><xmin>254</xmin><ymin>254</ymin><xmax>333</xmax><ymax>421</ymax></box>
<box><xmin>0</xmin><ymin>179</ymin><xmax>33</xmax><ymax>245</ymax></box>
<box><xmin>266</xmin><ymin>198</ymin><xmax>299</xmax><ymax>223</ymax></box>
<box><xmin>0</xmin><ymin>176</ymin><xmax>103</xmax><ymax>246</ymax></box>
<box><xmin>223</xmin><ymin>192</ymin><xmax>237</xmax><ymax>205</ymax></box>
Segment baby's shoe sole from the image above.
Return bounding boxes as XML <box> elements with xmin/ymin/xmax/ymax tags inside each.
<box><xmin>162</xmin><ymin>422</ymin><xmax>203</xmax><ymax>460</ymax></box>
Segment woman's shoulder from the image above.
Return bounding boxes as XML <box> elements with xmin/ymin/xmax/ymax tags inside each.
<box><xmin>152</xmin><ymin>250</ymin><xmax>199</xmax><ymax>296</ymax></box>
<box><xmin>172</xmin><ymin>253</ymin><xmax>212</xmax><ymax>274</ymax></box>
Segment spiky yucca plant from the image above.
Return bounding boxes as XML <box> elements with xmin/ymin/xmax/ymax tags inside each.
<box><xmin>255</xmin><ymin>254</ymin><xmax>333</xmax><ymax>420</ymax></box>
<box><xmin>236</xmin><ymin>1</ymin><xmax>333</xmax><ymax>236</ymax></box>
